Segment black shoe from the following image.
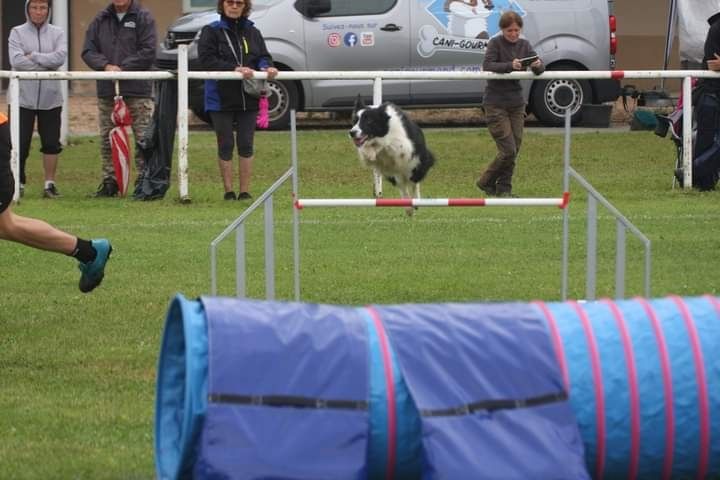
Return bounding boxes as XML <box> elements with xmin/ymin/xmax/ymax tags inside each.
<box><xmin>475</xmin><ymin>178</ymin><xmax>496</xmax><ymax>196</ymax></box>
<box><xmin>93</xmin><ymin>180</ymin><xmax>118</xmax><ymax>198</ymax></box>
<box><xmin>43</xmin><ymin>183</ymin><xmax>61</xmax><ymax>199</ymax></box>
<box><xmin>224</xmin><ymin>191</ymin><xmax>237</xmax><ymax>200</ymax></box>
<box><xmin>237</xmin><ymin>191</ymin><xmax>252</xmax><ymax>200</ymax></box>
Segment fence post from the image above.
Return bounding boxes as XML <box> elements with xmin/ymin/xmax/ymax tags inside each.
<box><xmin>9</xmin><ymin>77</ymin><xmax>20</xmax><ymax>203</ymax></box>
<box><xmin>177</xmin><ymin>45</ymin><xmax>190</xmax><ymax>202</ymax></box>
<box><xmin>372</xmin><ymin>76</ymin><xmax>383</xmax><ymax>198</ymax></box>
<box><xmin>682</xmin><ymin>76</ymin><xmax>693</xmax><ymax>189</ymax></box>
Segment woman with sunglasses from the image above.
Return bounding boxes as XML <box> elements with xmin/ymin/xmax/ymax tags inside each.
<box><xmin>198</xmin><ymin>0</ymin><xmax>278</xmax><ymax>201</ymax></box>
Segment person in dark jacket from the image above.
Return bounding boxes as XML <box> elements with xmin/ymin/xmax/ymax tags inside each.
<box><xmin>675</xmin><ymin>11</ymin><xmax>720</xmax><ymax>190</ymax></box>
<box><xmin>81</xmin><ymin>0</ymin><xmax>156</xmax><ymax>197</ymax></box>
<box><xmin>8</xmin><ymin>0</ymin><xmax>67</xmax><ymax>199</ymax></box>
<box><xmin>198</xmin><ymin>0</ymin><xmax>278</xmax><ymax>201</ymax></box>
<box><xmin>0</xmin><ymin>113</ymin><xmax>112</xmax><ymax>293</ymax></box>
<box><xmin>476</xmin><ymin>10</ymin><xmax>544</xmax><ymax>197</ymax></box>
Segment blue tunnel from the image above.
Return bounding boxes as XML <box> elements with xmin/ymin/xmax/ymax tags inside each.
<box><xmin>155</xmin><ymin>295</ymin><xmax>720</xmax><ymax>479</ymax></box>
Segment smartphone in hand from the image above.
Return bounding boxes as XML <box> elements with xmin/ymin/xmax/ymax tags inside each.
<box><xmin>519</xmin><ymin>55</ymin><xmax>539</xmax><ymax>68</ymax></box>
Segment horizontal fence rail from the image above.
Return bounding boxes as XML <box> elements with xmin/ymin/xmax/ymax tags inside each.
<box><xmin>2</xmin><ymin>69</ymin><xmax>720</xmax><ymax>81</ymax></box>
<box><xmin>2</xmin><ymin>61</ymin><xmax>718</xmax><ymax>200</ymax></box>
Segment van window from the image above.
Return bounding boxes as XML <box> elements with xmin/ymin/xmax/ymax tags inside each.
<box><xmin>315</xmin><ymin>0</ymin><xmax>396</xmax><ymax>17</ymax></box>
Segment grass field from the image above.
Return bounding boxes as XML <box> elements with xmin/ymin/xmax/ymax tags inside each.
<box><xmin>1</xmin><ymin>125</ymin><xmax>719</xmax><ymax>478</ymax></box>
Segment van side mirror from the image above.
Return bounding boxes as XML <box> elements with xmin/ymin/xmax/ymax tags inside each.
<box><xmin>294</xmin><ymin>0</ymin><xmax>331</xmax><ymax>18</ymax></box>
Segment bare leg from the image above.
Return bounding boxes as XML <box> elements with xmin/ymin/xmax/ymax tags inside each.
<box><xmin>0</xmin><ymin>208</ymin><xmax>76</xmax><ymax>254</ymax></box>
<box><xmin>238</xmin><ymin>155</ymin><xmax>253</xmax><ymax>193</ymax></box>
<box><xmin>218</xmin><ymin>159</ymin><xmax>233</xmax><ymax>193</ymax></box>
<box><xmin>43</xmin><ymin>153</ymin><xmax>58</xmax><ymax>183</ymax></box>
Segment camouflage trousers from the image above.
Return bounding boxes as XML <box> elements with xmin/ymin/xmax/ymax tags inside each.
<box><xmin>97</xmin><ymin>96</ymin><xmax>154</xmax><ymax>183</ymax></box>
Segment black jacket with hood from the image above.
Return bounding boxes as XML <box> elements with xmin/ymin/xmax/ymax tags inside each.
<box><xmin>198</xmin><ymin>14</ymin><xmax>273</xmax><ymax>112</ymax></box>
<box><xmin>701</xmin><ymin>12</ymin><xmax>720</xmax><ymax>94</ymax></box>
<box><xmin>81</xmin><ymin>0</ymin><xmax>157</xmax><ymax>98</ymax></box>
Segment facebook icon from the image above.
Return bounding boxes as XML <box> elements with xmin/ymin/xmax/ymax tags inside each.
<box><xmin>344</xmin><ymin>32</ymin><xmax>358</xmax><ymax>47</ymax></box>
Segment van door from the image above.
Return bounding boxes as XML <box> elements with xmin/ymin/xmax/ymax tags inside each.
<box><xmin>409</xmin><ymin>0</ymin><xmax>492</xmax><ymax>105</ymax></box>
<box><xmin>301</xmin><ymin>0</ymin><xmax>410</xmax><ymax>108</ymax></box>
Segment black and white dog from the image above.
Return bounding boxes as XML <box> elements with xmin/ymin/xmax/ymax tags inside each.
<box><xmin>349</xmin><ymin>97</ymin><xmax>436</xmax><ymax>215</ymax></box>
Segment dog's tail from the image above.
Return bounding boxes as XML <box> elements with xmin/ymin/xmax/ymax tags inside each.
<box><xmin>410</xmin><ymin>149</ymin><xmax>436</xmax><ymax>184</ymax></box>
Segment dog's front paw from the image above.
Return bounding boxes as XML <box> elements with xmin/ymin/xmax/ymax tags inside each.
<box><xmin>405</xmin><ymin>206</ymin><xmax>414</xmax><ymax>217</ymax></box>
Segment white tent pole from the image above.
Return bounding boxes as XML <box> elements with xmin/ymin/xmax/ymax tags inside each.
<box><xmin>661</xmin><ymin>0</ymin><xmax>678</xmax><ymax>91</ymax></box>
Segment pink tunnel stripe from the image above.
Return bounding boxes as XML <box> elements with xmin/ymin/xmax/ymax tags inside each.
<box><xmin>601</xmin><ymin>299</ymin><xmax>641</xmax><ymax>480</ymax></box>
<box><xmin>532</xmin><ymin>301</ymin><xmax>570</xmax><ymax>392</ymax></box>
<box><xmin>569</xmin><ymin>301</ymin><xmax>606</xmax><ymax>480</ymax></box>
<box><xmin>634</xmin><ymin>297</ymin><xmax>674</xmax><ymax>480</ymax></box>
<box><xmin>704</xmin><ymin>294</ymin><xmax>720</xmax><ymax>316</ymax></box>
<box><xmin>669</xmin><ymin>296</ymin><xmax>710</xmax><ymax>480</ymax></box>
<box><xmin>365</xmin><ymin>306</ymin><xmax>397</xmax><ymax>480</ymax></box>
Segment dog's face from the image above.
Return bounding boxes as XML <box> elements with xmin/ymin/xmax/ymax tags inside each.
<box><xmin>348</xmin><ymin>98</ymin><xmax>391</xmax><ymax>148</ymax></box>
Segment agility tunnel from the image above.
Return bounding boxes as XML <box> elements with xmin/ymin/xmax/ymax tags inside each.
<box><xmin>155</xmin><ymin>295</ymin><xmax>720</xmax><ymax>480</ymax></box>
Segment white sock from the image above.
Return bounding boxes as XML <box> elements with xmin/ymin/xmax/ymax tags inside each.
<box><xmin>45</xmin><ymin>181</ymin><xmax>55</xmax><ymax>189</ymax></box>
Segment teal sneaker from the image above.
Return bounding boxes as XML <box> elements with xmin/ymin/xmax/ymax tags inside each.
<box><xmin>78</xmin><ymin>239</ymin><xmax>113</xmax><ymax>293</ymax></box>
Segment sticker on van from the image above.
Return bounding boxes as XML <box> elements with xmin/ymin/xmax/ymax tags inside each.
<box><xmin>418</xmin><ymin>0</ymin><xmax>526</xmax><ymax>58</ymax></box>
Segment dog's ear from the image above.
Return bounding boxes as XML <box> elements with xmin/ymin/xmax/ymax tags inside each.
<box><xmin>354</xmin><ymin>94</ymin><xmax>366</xmax><ymax>112</ymax></box>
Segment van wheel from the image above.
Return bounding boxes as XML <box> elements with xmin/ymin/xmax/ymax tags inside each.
<box><xmin>267</xmin><ymin>79</ymin><xmax>299</xmax><ymax>130</ymax></box>
<box><xmin>530</xmin><ymin>65</ymin><xmax>591</xmax><ymax>126</ymax></box>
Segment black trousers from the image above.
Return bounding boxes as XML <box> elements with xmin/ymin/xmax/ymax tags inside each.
<box><xmin>0</xmin><ymin>120</ymin><xmax>14</xmax><ymax>213</ymax></box>
<box><xmin>18</xmin><ymin>107</ymin><xmax>63</xmax><ymax>185</ymax></box>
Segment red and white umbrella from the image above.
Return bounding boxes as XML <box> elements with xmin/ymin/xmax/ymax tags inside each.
<box><xmin>109</xmin><ymin>81</ymin><xmax>133</xmax><ymax>196</ymax></box>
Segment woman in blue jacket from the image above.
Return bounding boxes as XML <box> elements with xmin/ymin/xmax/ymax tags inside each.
<box><xmin>198</xmin><ymin>0</ymin><xmax>278</xmax><ymax>201</ymax></box>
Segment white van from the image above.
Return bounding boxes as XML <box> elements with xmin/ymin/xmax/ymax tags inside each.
<box><xmin>156</xmin><ymin>0</ymin><xmax>620</xmax><ymax>129</ymax></box>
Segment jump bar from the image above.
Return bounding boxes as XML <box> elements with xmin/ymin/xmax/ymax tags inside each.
<box><xmin>296</xmin><ymin>193</ymin><xmax>570</xmax><ymax>209</ymax></box>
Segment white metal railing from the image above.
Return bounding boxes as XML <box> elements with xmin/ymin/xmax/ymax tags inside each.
<box><xmin>1</xmin><ymin>56</ymin><xmax>717</xmax><ymax>200</ymax></box>
<box><xmin>1</xmin><ymin>71</ymin><xmax>173</xmax><ymax>202</ymax></box>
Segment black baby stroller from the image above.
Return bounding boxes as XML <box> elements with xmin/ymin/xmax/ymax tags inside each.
<box><xmin>655</xmin><ymin>79</ymin><xmax>720</xmax><ymax>190</ymax></box>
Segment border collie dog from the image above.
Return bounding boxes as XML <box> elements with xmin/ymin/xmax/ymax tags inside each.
<box><xmin>349</xmin><ymin>97</ymin><xmax>436</xmax><ymax>215</ymax></box>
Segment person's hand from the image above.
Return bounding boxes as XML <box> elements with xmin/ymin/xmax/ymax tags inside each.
<box><xmin>530</xmin><ymin>58</ymin><xmax>542</xmax><ymax>69</ymax></box>
<box><xmin>512</xmin><ymin>58</ymin><xmax>522</xmax><ymax>70</ymax></box>
<box><xmin>235</xmin><ymin>66</ymin><xmax>254</xmax><ymax>78</ymax></box>
<box><xmin>104</xmin><ymin>64</ymin><xmax>122</xmax><ymax>72</ymax></box>
<box><xmin>708</xmin><ymin>53</ymin><xmax>720</xmax><ymax>72</ymax></box>
<box><xmin>263</xmin><ymin>67</ymin><xmax>279</xmax><ymax>80</ymax></box>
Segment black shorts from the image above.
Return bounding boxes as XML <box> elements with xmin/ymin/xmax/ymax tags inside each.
<box><xmin>0</xmin><ymin>121</ymin><xmax>14</xmax><ymax>214</ymax></box>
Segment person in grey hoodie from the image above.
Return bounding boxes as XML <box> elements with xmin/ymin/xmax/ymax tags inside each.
<box><xmin>8</xmin><ymin>0</ymin><xmax>67</xmax><ymax>199</ymax></box>
<box><xmin>82</xmin><ymin>0</ymin><xmax>156</xmax><ymax>198</ymax></box>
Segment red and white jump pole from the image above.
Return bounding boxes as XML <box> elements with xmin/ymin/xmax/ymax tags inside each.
<box><xmin>295</xmin><ymin>192</ymin><xmax>570</xmax><ymax>209</ymax></box>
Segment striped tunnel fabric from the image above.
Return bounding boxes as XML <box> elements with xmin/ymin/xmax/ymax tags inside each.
<box><xmin>535</xmin><ymin>296</ymin><xmax>720</xmax><ymax>480</ymax></box>
<box><xmin>155</xmin><ymin>295</ymin><xmax>720</xmax><ymax>480</ymax></box>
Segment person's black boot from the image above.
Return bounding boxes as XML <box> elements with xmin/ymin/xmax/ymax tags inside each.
<box><xmin>93</xmin><ymin>179</ymin><xmax>119</xmax><ymax>198</ymax></box>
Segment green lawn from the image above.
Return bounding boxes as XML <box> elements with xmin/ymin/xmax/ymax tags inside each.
<box><xmin>1</xmin><ymin>126</ymin><xmax>718</xmax><ymax>478</ymax></box>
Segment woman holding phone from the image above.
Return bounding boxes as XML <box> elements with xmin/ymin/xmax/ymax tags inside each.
<box><xmin>476</xmin><ymin>10</ymin><xmax>543</xmax><ymax>197</ymax></box>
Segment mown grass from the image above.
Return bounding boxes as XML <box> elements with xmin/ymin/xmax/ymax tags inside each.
<box><xmin>1</xmin><ymin>125</ymin><xmax>719</xmax><ymax>478</ymax></box>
